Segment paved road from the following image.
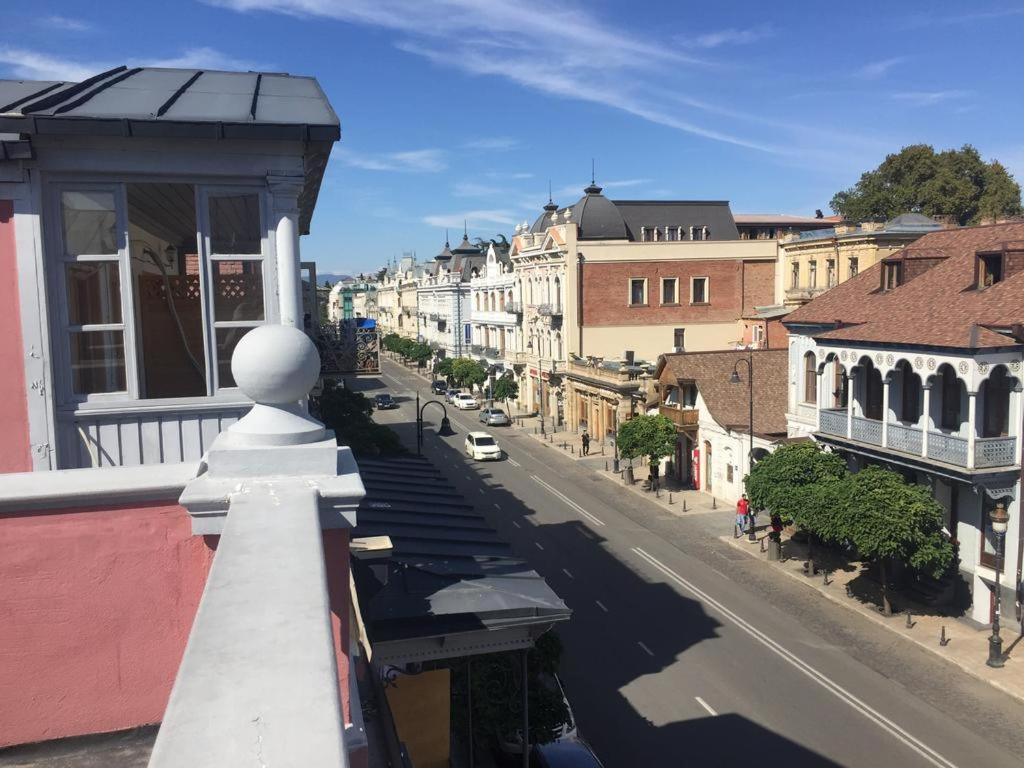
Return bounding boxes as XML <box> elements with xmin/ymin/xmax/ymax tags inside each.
<box><xmin>360</xmin><ymin>359</ymin><xmax>1024</xmax><ymax>768</ymax></box>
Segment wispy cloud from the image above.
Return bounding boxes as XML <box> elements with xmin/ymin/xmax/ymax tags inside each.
<box><xmin>453</xmin><ymin>181</ymin><xmax>502</xmax><ymax>197</ymax></box>
<box><xmin>689</xmin><ymin>25</ymin><xmax>774</xmax><ymax>49</ymax></box>
<box><xmin>0</xmin><ymin>45</ymin><xmax>262</xmax><ymax>81</ymax></box>
<box><xmin>890</xmin><ymin>90</ymin><xmax>970</xmax><ymax>106</ymax></box>
<box><xmin>334</xmin><ymin>148</ymin><xmax>447</xmax><ymax>173</ymax></box>
<box><xmin>43</xmin><ymin>15</ymin><xmax>92</xmax><ymax>32</ymax></box>
<box><xmin>902</xmin><ymin>7</ymin><xmax>1024</xmax><ymax>28</ymax></box>
<box><xmin>485</xmin><ymin>171</ymin><xmax>533</xmax><ymax>180</ymax></box>
<box><xmin>855</xmin><ymin>56</ymin><xmax>907</xmax><ymax>79</ymax></box>
<box><xmin>464</xmin><ymin>136</ymin><xmax>520</xmax><ymax>151</ymax></box>
<box><xmin>423</xmin><ymin>209</ymin><xmax>519</xmax><ymax>228</ymax></box>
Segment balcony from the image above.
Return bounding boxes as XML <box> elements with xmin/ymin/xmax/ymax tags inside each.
<box><xmin>470</xmin><ymin>344</ymin><xmax>484</xmax><ymax>354</ymax></box>
<box><xmin>506</xmin><ymin>301</ymin><xmax>524</xmax><ymax>314</ymax></box>
<box><xmin>784</xmin><ymin>287</ymin><xmax>828</xmax><ymax>304</ymax></box>
<box><xmin>818</xmin><ymin>408</ymin><xmax>1018</xmax><ymax>470</ymax></box>
<box><xmin>537</xmin><ymin>303</ymin><xmax>563</xmax><ymax>317</ymax></box>
<box><xmin>483</xmin><ymin>347</ymin><xmax>502</xmax><ymax>359</ymax></box>
<box><xmin>659</xmin><ymin>404</ymin><xmax>699</xmax><ymax>428</ymax></box>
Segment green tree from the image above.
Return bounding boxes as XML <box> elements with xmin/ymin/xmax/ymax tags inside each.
<box><xmin>435</xmin><ymin>357</ymin><xmax>455</xmax><ymax>381</ymax></box>
<box><xmin>451</xmin><ymin>358</ymin><xmax>487</xmax><ymax>389</ymax></box>
<box><xmin>311</xmin><ymin>380</ymin><xmax>405</xmax><ymax>457</ymax></box>
<box><xmin>381</xmin><ymin>333</ymin><xmax>401</xmax><ymax>353</ymax></box>
<box><xmin>744</xmin><ymin>441</ymin><xmax>848</xmax><ymax>527</ymax></box>
<box><xmin>491</xmin><ymin>375</ymin><xmax>519</xmax><ymax>413</ymax></box>
<box><xmin>843</xmin><ymin>466</ymin><xmax>954</xmax><ymax>615</ymax></box>
<box><xmin>616</xmin><ymin>414</ymin><xmax>677</xmax><ymax>473</ymax></box>
<box><xmin>830</xmin><ymin>144</ymin><xmax>1022</xmax><ymax>225</ymax></box>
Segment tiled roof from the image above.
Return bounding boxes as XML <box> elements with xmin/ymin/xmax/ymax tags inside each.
<box><xmin>784</xmin><ymin>223</ymin><xmax>1024</xmax><ymax>349</ymax></box>
<box><xmin>657</xmin><ymin>349</ymin><xmax>789</xmax><ymax>436</ymax></box>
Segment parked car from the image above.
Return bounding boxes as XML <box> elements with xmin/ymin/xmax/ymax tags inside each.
<box><xmin>445</xmin><ymin>388</ymin><xmax>461</xmax><ymax>403</ymax></box>
<box><xmin>373</xmin><ymin>393</ymin><xmax>397</xmax><ymax>410</ymax></box>
<box><xmin>531</xmin><ymin>740</ymin><xmax>604</xmax><ymax>768</ymax></box>
<box><xmin>479</xmin><ymin>407</ymin><xmax>511</xmax><ymax>426</ymax></box>
<box><xmin>453</xmin><ymin>393</ymin><xmax>480</xmax><ymax>410</ymax></box>
<box><xmin>465</xmin><ymin>431</ymin><xmax>501</xmax><ymax>460</ymax></box>
<box><xmin>431</xmin><ymin>380</ymin><xmax>448</xmax><ymax>395</ymax></box>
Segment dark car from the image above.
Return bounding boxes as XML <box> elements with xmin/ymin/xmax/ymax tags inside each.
<box><xmin>531</xmin><ymin>740</ymin><xmax>604</xmax><ymax>768</ymax></box>
<box><xmin>373</xmin><ymin>393</ymin><xmax>397</xmax><ymax>410</ymax></box>
<box><xmin>431</xmin><ymin>380</ymin><xmax>448</xmax><ymax>395</ymax></box>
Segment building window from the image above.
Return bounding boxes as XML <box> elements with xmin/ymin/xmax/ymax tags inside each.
<box><xmin>803</xmin><ymin>352</ymin><xmax>817</xmax><ymax>404</ymax></box>
<box><xmin>661</xmin><ymin>278</ymin><xmax>678</xmax><ymax>304</ymax></box>
<box><xmin>629</xmin><ymin>278</ymin><xmax>648</xmax><ymax>306</ymax></box>
<box><xmin>791</xmin><ymin>261</ymin><xmax>800</xmax><ymax>289</ymax></box>
<box><xmin>883</xmin><ymin>261</ymin><xmax>902</xmax><ymax>290</ymax></box>
<box><xmin>464</xmin><ymin>324</ymin><xmax>472</xmax><ymax>344</ymax></box>
<box><xmin>690</xmin><ymin>277</ymin><xmax>709</xmax><ymax>304</ymax></box>
<box><xmin>691</xmin><ymin>226</ymin><xmax>709</xmax><ymax>241</ymax></box>
<box><xmin>826</xmin><ymin>259</ymin><xmax>837</xmax><ymax>287</ymax></box>
<box><xmin>726</xmin><ymin>464</ymin><xmax>734</xmax><ymax>483</ymax></box>
<box><xmin>673</xmin><ymin>328</ymin><xmax>685</xmax><ymax>351</ymax></box>
<box><xmin>979</xmin><ymin>252</ymin><xmax>1004</xmax><ymax>288</ymax></box>
<box><xmin>665</xmin><ymin>227</ymin><xmax>680</xmax><ymax>241</ymax></box>
<box><xmin>808</xmin><ymin>260</ymin><xmax>817</xmax><ymax>289</ymax></box>
<box><xmin>849</xmin><ymin>257</ymin><xmax>858</xmax><ymax>277</ymax></box>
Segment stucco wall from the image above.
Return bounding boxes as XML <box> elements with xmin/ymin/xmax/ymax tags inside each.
<box><xmin>0</xmin><ymin>501</ymin><xmax>215</xmax><ymax>747</ymax></box>
<box><xmin>323</xmin><ymin>528</ymin><xmax>352</xmax><ymax>724</ymax></box>
<box><xmin>0</xmin><ymin>200</ymin><xmax>31</xmax><ymax>473</ymax></box>
<box><xmin>582</xmin><ymin>321</ymin><xmax>744</xmax><ymax>361</ymax></box>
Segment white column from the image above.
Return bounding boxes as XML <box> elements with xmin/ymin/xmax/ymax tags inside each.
<box><xmin>967</xmin><ymin>391</ymin><xmax>977</xmax><ymax>469</ymax></box>
<box><xmin>846</xmin><ymin>371</ymin><xmax>855</xmax><ymax>439</ymax></box>
<box><xmin>1014</xmin><ymin>386</ymin><xmax>1023</xmax><ymax>466</ymax></box>
<box><xmin>269</xmin><ymin>175</ymin><xmax>304</xmax><ymax>329</ymax></box>
<box><xmin>815</xmin><ymin>370</ymin><xmax>824</xmax><ymax>432</ymax></box>
<box><xmin>881</xmin><ymin>377</ymin><xmax>890</xmax><ymax>447</ymax></box>
<box><xmin>921</xmin><ymin>384</ymin><xmax>931</xmax><ymax>458</ymax></box>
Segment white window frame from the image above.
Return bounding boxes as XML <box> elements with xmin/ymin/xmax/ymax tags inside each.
<box><xmin>690</xmin><ymin>276</ymin><xmax>710</xmax><ymax>304</ymax></box>
<box><xmin>628</xmin><ymin>277</ymin><xmax>648</xmax><ymax>306</ymax></box>
<box><xmin>660</xmin><ymin>277</ymin><xmax>678</xmax><ymax>305</ymax></box>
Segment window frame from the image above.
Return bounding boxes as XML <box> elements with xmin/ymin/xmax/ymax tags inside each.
<box><xmin>628</xmin><ymin>277</ymin><xmax>648</xmax><ymax>306</ymax></box>
<box><xmin>808</xmin><ymin>260</ymin><xmax>818</xmax><ymax>289</ymax></box>
<box><xmin>791</xmin><ymin>261</ymin><xmax>800</xmax><ymax>289</ymax></box>
<box><xmin>661</xmin><ymin>277</ymin><xmax>679</xmax><ymax>305</ymax></box>
<box><xmin>690</xmin><ymin>276</ymin><xmax>709</xmax><ymax>305</ymax></box>
<box><xmin>803</xmin><ymin>352</ymin><xmax>817</xmax><ymax>404</ymax></box>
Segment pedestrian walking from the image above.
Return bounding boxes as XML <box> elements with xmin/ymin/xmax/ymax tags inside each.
<box><xmin>736</xmin><ymin>493</ymin><xmax>750</xmax><ymax>537</ymax></box>
<box><xmin>649</xmin><ymin>460</ymin><xmax>660</xmax><ymax>491</ymax></box>
<box><xmin>581</xmin><ymin>432</ymin><xmax>590</xmax><ymax>456</ymax></box>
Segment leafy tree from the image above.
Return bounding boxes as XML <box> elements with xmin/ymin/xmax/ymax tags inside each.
<box><xmin>435</xmin><ymin>357</ymin><xmax>455</xmax><ymax>381</ymax></box>
<box><xmin>312</xmin><ymin>380</ymin><xmax>405</xmax><ymax>457</ymax></box>
<box><xmin>830</xmin><ymin>144</ymin><xmax>1022</xmax><ymax>225</ymax></box>
<box><xmin>381</xmin><ymin>332</ymin><xmax>401</xmax><ymax>353</ymax></box>
<box><xmin>616</xmin><ymin>414</ymin><xmax>677</xmax><ymax>472</ymax></box>
<box><xmin>843</xmin><ymin>466</ymin><xmax>954</xmax><ymax>615</ymax></box>
<box><xmin>451</xmin><ymin>358</ymin><xmax>487</xmax><ymax>389</ymax></box>
<box><xmin>491</xmin><ymin>375</ymin><xmax>519</xmax><ymax>413</ymax></box>
<box><xmin>744</xmin><ymin>441</ymin><xmax>847</xmax><ymax>527</ymax></box>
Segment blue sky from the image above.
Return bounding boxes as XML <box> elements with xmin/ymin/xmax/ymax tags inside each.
<box><xmin>4</xmin><ymin>2</ymin><xmax>1024</xmax><ymax>275</ymax></box>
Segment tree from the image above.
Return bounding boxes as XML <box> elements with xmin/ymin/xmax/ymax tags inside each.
<box><xmin>744</xmin><ymin>441</ymin><xmax>848</xmax><ymax>527</ymax></box>
<box><xmin>830</xmin><ymin>144</ymin><xmax>1022</xmax><ymax>225</ymax></box>
<box><xmin>311</xmin><ymin>380</ymin><xmax>405</xmax><ymax>457</ymax></box>
<box><xmin>435</xmin><ymin>357</ymin><xmax>455</xmax><ymax>381</ymax></box>
<box><xmin>843</xmin><ymin>466</ymin><xmax>954</xmax><ymax>615</ymax></box>
<box><xmin>451</xmin><ymin>358</ymin><xmax>487</xmax><ymax>389</ymax></box>
<box><xmin>491</xmin><ymin>375</ymin><xmax>519</xmax><ymax>413</ymax></box>
<box><xmin>616</xmin><ymin>414</ymin><xmax>677</xmax><ymax>472</ymax></box>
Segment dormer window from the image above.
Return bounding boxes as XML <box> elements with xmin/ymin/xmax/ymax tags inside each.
<box><xmin>882</xmin><ymin>261</ymin><xmax>902</xmax><ymax>291</ymax></box>
<box><xmin>979</xmin><ymin>252</ymin><xmax>1004</xmax><ymax>288</ymax></box>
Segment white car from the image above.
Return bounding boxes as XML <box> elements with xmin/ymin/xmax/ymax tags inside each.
<box><xmin>465</xmin><ymin>431</ymin><xmax>502</xmax><ymax>461</ymax></box>
<box><xmin>453</xmin><ymin>392</ymin><xmax>480</xmax><ymax>410</ymax></box>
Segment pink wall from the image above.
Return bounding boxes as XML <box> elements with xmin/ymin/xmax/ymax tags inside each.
<box><xmin>0</xmin><ymin>501</ymin><xmax>216</xmax><ymax>747</ymax></box>
<box><xmin>324</xmin><ymin>528</ymin><xmax>352</xmax><ymax>724</ymax></box>
<box><xmin>0</xmin><ymin>200</ymin><xmax>31</xmax><ymax>473</ymax></box>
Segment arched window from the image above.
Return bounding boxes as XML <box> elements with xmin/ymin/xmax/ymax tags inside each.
<box><xmin>832</xmin><ymin>361</ymin><xmax>848</xmax><ymax>408</ymax></box>
<box><xmin>553</xmin><ymin>276</ymin><xmax>562</xmax><ymax>311</ymax></box>
<box><xmin>554</xmin><ymin>333</ymin><xmax>563</xmax><ymax>360</ymax></box>
<box><xmin>803</xmin><ymin>352</ymin><xmax>817</xmax><ymax>404</ymax></box>
<box><xmin>475</xmin><ymin>293</ymin><xmax>481</xmax><ymax>311</ymax></box>
<box><xmin>938</xmin><ymin>364</ymin><xmax>964</xmax><ymax>430</ymax></box>
<box><xmin>982</xmin><ymin>365</ymin><xmax>1013</xmax><ymax>437</ymax></box>
<box><xmin>896</xmin><ymin>360</ymin><xmax>922</xmax><ymax>424</ymax></box>
<box><xmin>861</xmin><ymin>359</ymin><xmax>884</xmax><ymax>420</ymax></box>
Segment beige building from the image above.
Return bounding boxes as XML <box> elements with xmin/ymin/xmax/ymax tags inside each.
<box><xmin>781</xmin><ymin>213</ymin><xmax>941</xmax><ymax>307</ymax></box>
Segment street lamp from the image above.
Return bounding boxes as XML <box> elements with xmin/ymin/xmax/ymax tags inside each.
<box><xmin>415</xmin><ymin>392</ymin><xmax>456</xmax><ymax>456</ymax></box>
<box><xmin>612</xmin><ymin>408</ymin><xmax>620</xmax><ymax>473</ymax></box>
<box><xmin>729</xmin><ymin>349</ymin><xmax>756</xmax><ymax>542</ymax></box>
<box><xmin>987</xmin><ymin>501</ymin><xmax>1010</xmax><ymax>668</ymax></box>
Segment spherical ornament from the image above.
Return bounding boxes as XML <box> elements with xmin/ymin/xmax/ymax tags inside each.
<box><xmin>231</xmin><ymin>325</ymin><xmax>321</xmax><ymax>404</ymax></box>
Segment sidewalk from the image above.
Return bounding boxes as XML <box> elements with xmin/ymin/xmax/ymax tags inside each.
<box><xmin>722</xmin><ymin>530</ymin><xmax>1024</xmax><ymax>704</ymax></box>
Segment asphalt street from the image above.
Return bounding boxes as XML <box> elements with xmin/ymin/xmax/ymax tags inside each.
<box><xmin>358</xmin><ymin>358</ymin><xmax>1024</xmax><ymax>768</ymax></box>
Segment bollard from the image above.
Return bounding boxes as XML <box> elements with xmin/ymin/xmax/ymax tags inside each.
<box><xmin>905</xmin><ymin>613</ymin><xmax>915</xmax><ymax>629</ymax></box>
<box><xmin>822</xmin><ymin>570</ymin><xmax>830</xmax><ymax>586</ymax></box>
<box><xmin>845</xmin><ymin>583</ymin><xmax>853</xmax><ymax>597</ymax></box>
<box><xmin>940</xmin><ymin>626</ymin><xmax>949</xmax><ymax>646</ymax></box>
<box><xmin>668</xmin><ymin>493</ymin><xmax>673</xmax><ymax>505</ymax></box>
<box><xmin>760</xmin><ymin>538</ymin><xmax>766</xmax><ymax>553</ymax></box>
<box><xmin>683</xmin><ymin>499</ymin><xmax>687</xmax><ymax>512</ymax></box>
<box><xmin>605</xmin><ymin>460</ymin><xmax>608</xmax><ymax>471</ymax></box>
<box><xmin>712</xmin><ymin>497</ymin><xmax>717</xmax><ymax>509</ymax></box>
<box><xmin>570</xmin><ymin>444</ymin><xmax>574</xmax><ymax>454</ymax></box>
<box><xmin>734</xmin><ymin>524</ymin><xmax>740</xmax><ymax>539</ymax></box>
<box><xmin>601</xmin><ymin>444</ymin><xmax>605</xmax><ymax>456</ymax></box>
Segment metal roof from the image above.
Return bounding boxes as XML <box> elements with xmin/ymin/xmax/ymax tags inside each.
<box><xmin>351</xmin><ymin>456</ymin><xmax>570</xmax><ymax>647</ymax></box>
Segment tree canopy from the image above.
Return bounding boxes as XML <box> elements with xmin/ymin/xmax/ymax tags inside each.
<box><xmin>744</xmin><ymin>441</ymin><xmax>847</xmax><ymax>527</ymax></box>
<box><xmin>491</xmin><ymin>375</ymin><xmax>518</xmax><ymax>403</ymax></box>
<box><xmin>451</xmin><ymin>358</ymin><xmax>488</xmax><ymax>389</ymax></box>
<box><xmin>616</xmin><ymin>414</ymin><xmax>677</xmax><ymax>466</ymax></box>
<box><xmin>830</xmin><ymin>144</ymin><xmax>1023</xmax><ymax>226</ymax></box>
<box><xmin>434</xmin><ymin>357</ymin><xmax>455</xmax><ymax>381</ymax></box>
<box><xmin>312</xmin><ymin>380</ymin><xmax>405</xmax><ymax>457</ymax></box>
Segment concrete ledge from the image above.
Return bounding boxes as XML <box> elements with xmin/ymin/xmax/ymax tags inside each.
<box><xmin>0</xmin><ymin>462</ymin><xmax>198</xmax><ymax>513</ymax></box>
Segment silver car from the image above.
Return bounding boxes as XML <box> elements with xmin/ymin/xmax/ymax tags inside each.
<box><xmin>479</xmin><ymin>407</ymin><xmax>511</xmax><ymax>426</ymax></box>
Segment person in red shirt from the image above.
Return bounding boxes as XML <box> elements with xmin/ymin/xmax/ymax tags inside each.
<box><xmin>735</xmin><ymin>493</ymin><xmax>750</xmax><ymax>537</ymax></box>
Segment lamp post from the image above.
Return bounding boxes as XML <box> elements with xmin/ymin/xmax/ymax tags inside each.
<box><xmin>415</xmin><ymin>392</ymin><xmax>456</xmax><ymax>456</ymax></box>
<box><xmin>730</xmin><ymin>349</ymin><xmax>756</xmax><ymax>542</ymax></box>
<box><xmin>987</xmin><ymin>501</ymin><xmax>1010</xmax><ymax>668</ymax></box>
<box><xmin>612</xmin><ymin>408</ymin><xmax>620</xmax><ymax>473</ymax></box>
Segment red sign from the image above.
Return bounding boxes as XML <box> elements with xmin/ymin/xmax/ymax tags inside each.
<box><xmin>692</xmin><ymin>447</ymin><xmax>700</xmax><ymax>491</ymax></box>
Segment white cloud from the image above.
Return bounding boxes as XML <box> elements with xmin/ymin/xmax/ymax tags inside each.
<box><xmin>689</xmin><ymin>25</ymin><xmax>774</xmax><ymax>49</ymax></box>
<box><xmin>464</xmin><ymin>136</ymin><xmax>520</xmax><ymax>151</ymax></box>
<box><xmin>142</xmin><ymin>47</ymin><xmax>263</xmax><ymax>71</ymax></box>
<box><xmin>890</xmin><ymin>90</ymin><xmax>970</xmax><ymax>106</ymax></box>
<box><xmin>423</xmin><ymin>209</ymin><xmax>519</xmax><ymax>228</ymax></box>
<box><xmin>334</xmin><ymin>147</ymin><xmax>447</xmax><ymax>172</ymax></box>
<box><xmin>855</xmin><ymin>56</ymin><xmax>907</xmax><ymax>79</ymax></box>
<box><xmin>453</xmin><ymin>181</ymin><xmax>502</xmax><ymax>197</ymax></box>
<box><xmin>43</xmin><ymin>15</ymin><xmax>92</xmax><ymax>32</ymax></box>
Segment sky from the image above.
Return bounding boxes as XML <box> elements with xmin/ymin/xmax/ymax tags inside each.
<box><xmin>3</xmin><ymin>2</ymin><xmax>1024</xmax><ymax>275</ymax></box>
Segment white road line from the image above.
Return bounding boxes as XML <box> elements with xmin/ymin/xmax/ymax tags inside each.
<box><xmin>493</xmin><ymin>503</ymin><xmax>501</xmax><ymax>510</ymax></box>
<box><xmin>512</xmin><ymin>520</ymin><xmax>521</xmax><ymax>528</ymax></box>
<box><xmin>595</xmin><ymin>599</ymin><xmax>609</xmax><ymax>613</ymax></box>
<box><xmin>630</xmin><ymin>547</ymin><xmax>958</xmax><ymax>768</ymax></box>
<box><xmin>534</xmin><ymin>542</ymin><xmax>545</xmax><ymax>551</ymax></box>
<box><xmin>637</xmin><ymin>641</ymin><xmax>655</xmax><ymax>657</ymax></box>
<box><xmin>562</xmin><ymin>568</ymin><xmax>574</xmax><ymax>579</ymax></box>
<box><xmin>694</xmin><ymin>697</ymin><xmax>717</xmax><ymax>717</ymax></box>
<box><xmin>530</xmin><ymin>475</ymin><xmax>605</xmax><ymax>527</ymax></box>
<box><xmin>507</xmin><ymin>458</ymin><xmax>521</xmax><ymax>467</ymax></box>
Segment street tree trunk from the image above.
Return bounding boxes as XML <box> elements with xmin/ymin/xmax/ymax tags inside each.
<box><xmin>879</xmin><ymin>559</ymin><xmax>892</xmax><ymax>616</ymax></box>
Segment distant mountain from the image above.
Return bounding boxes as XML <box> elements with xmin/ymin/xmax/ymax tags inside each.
<box><xmin>315</xmin><ymin>273</ymin><xmax>353</xmax><ymax>286</ymax></box>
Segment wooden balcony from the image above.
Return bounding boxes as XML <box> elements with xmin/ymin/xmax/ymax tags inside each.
<box><xmin>659</xmin><ymin>404</ymin><xmax>698</xmax><ymax>428</ymax></box>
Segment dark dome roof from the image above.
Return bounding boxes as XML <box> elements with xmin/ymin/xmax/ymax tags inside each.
<box><xmin>571</xmin><ymin>183</ymin><xmax>627</xmax><ymax>240</ymax></box>
<box><xmin>435</xmin><ymin>240</ymin><xmax>452</xmax><ymax>261</ymax></box>
<box><xmin>451</xmin><ymin>235</ymin><xmax>482</xmax><ymax>255</ymax></box>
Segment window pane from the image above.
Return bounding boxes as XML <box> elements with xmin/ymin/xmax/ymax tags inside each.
<box><xmin>213</xmin><ymin>261</ymin><xmax>265</xmax><ymax>321</ymax></box>
<box><xmin>631</xmin><ymin>280</ymin><xmax>645</xmax><ymax>304</ymax></box>
<box><xmin>210</xmin><ymin>193</ymin><xmax>261</xmax><ymax>254</ymax></box>
<box><xmin>62</xmin><ymin>191</ymin><xmax>118</xmax><ymax>255</ymax></box>
<box><xmin>662</xmin><ymin>279</ymin><xmax>676</xmax><ymax>303</ymax></box>
<box><xmin>216</xmin><ymin>327</ymin><xmax>255</xmax><ymax>388</ymax></box>
<box><xmin>70</xmin><ymin>330</ymin><xmax>126</xmax><ymax>394</ymax></box>
<box><xmin>693</xmin><ymin>279</ymin><xmax>707</xmax><ymax>303</ymax></box>
<box><xmin>66</xmin><ymin>262</ymin><xmax>122</xmax><ymax>325</ymax></box>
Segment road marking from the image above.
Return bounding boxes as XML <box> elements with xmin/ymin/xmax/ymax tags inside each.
<box><xmin>637</xmin><ymin>641</ymin><xmax>654</xmax><ymax>657</ymax></box>
<box><xmin>493</xmin><ymin>503</ymin><xmax>501</xmax><ymax>510</ymax></box>
<box><xmin>562</xmin><ymin>568</ymin><xmax>574</xmax><ymax>579</ymax></box>
<box><xmin>595</xmin><ymin>599</ymin><xmax>609</xmax><ymax>613</ymax></box>
<box><xmin>530</xmin><ymin>475</ymin><xmax>605</xmax><ymax>527</ymax></box>
<box><xmin>511</xmin><ymin>520</ymin><xmax>521</xmax><ymax>528</ymax></box>
<box><xmin>694</xmin><ymin>697</ymin><xmax>717</xmax><ymax>717</ymax></box>
<box><xmin>534</xmin><ymin>542</ymin><xmax>544</xmax><ymax>551</ymax></box>
<box><xmin>630</xmin><ymin>547</ymin><xmax>958</xmax><ymax>768</ymax></box>
<box><xmin>507</xmin><ymin>458</ymin><xmax>521</xmax><ymax>467</ymax></box>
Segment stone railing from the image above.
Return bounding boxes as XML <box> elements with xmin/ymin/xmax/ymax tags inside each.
<box><xmin>537</xmin><ymin>303</ymin><xmax>563</xmax><ymax>317</ymax></box>
<box><xmin>506</xmin><ymin>301</ymin><xmax>523</xmax><ymax>314</ymax></box>
<box><xmin>818</xmin><ymin>408</ymin><xmax>846</xmax><ymax>437</ymax></box>
<box><xmin>659</xmin><ymin>404</ymin><xmax>699</xmax><ymax>428</ymax></box>
<box><xmin>976</xmin><ymin>436</ymin><xmax>1017</xmax><ymax>468</ymax></box>
<box><xmin>851</xmin><ymin>416</ymin><xmax>882</xmax><ymax>446</ymax></box>
<box><xmin>888</xmin><ymin>422</ymin><xmax>923</xmax><ymax>455</ymax></box>
<box><xmin>928</xmin><ymin>431</ymin><xmax>968</xmax><ymax>467</ymax></box>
